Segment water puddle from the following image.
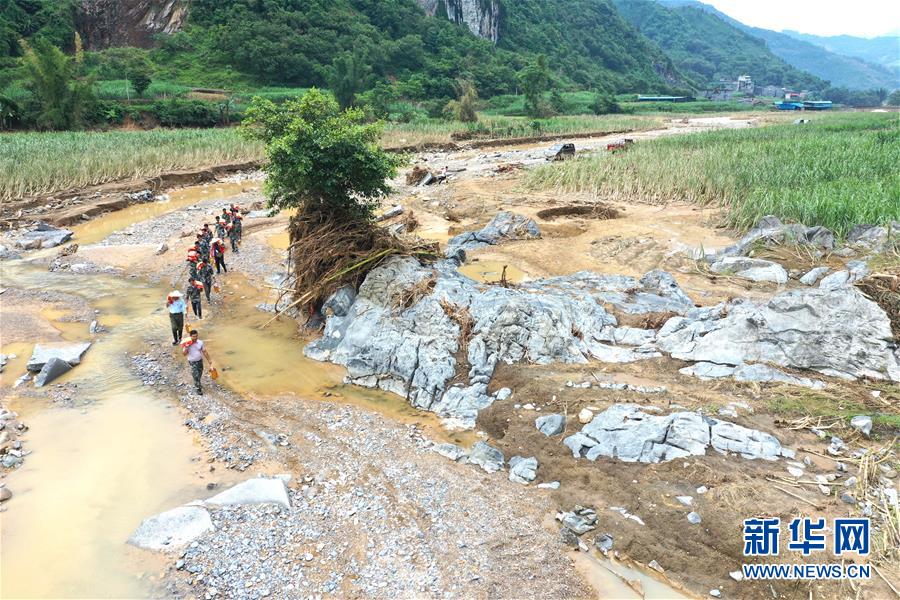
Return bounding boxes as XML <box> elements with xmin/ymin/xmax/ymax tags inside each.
<box><xmin>573</xmin><ymin>552</ymin><xmax>689</xmax><ymax>599</ymax></box>
<box><xmin>266</xmin><ymin>230</ymin><xmax>290</xmax><ymax>250</ymax></box>
<box><xmin>206</xmin><ymin>273</ymin><xmax>476</xmax><ymax>447</ymax></box>
<box><xmin>70</xmin><ymin>182</ymin><xmax>257</xmax><ymax>245</ymax></box>
<box><xmin>458</xmin><ymin>260</ymin><xmax>530</xmax><ymax>284</ymax></box>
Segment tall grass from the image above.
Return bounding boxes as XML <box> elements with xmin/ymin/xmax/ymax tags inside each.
<box><xmin>0</xmin><ymin>129</ymin><xmax>263</xmax><ymax>201</ymax></box>
<box><xmin>526</xmin><ymin>112</ymin><xmax>900</xmax><ymax>236</ymax></box>
<box><xmin>382</xmin><ymin>114</ymin><xmax>667</xmax><ymax>148</ymax></box>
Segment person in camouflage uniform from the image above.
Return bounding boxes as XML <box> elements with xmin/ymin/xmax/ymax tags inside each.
<box><xmin>214</xmin><ymin>216</ymin><xmax>226</xmax><ymax>240</ymax></box>
<box><xmin>232</xmin><ymin>213</ymin><xmax>243</xmax><ymax>243</ymax></box>
<box><xmin>212</xmin><ymin>238</ymin><xmax>227</xmax><ymax>274</ymax></box>
<box><xmin>185</xmin><ymin>278</ymin><xmax>204</xmax><ymax>319</ymax></box>
<box><xmin>198</xmin><ymin>260</ymin><xmax>214</xmax><ymax>302</ymax></box>
<box><xmin>227</xmin><ymin>223</ymin><xmax>240</xmax><ymax>253</ymax></box>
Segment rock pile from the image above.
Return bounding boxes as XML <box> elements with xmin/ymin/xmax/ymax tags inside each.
<box><xmin>14</xmin><ymin>222</ymin><xmax>74</xmax><ymax>250</ymax></box>
<box><xmin>563</xmin><ymin>404</ymin><xmax>795</xmax><ymax>463</ymax></box>
<box><xmin>306</xmin><ymin>256</ymin><xmax>694</xmax><ymax>428</ymax></box>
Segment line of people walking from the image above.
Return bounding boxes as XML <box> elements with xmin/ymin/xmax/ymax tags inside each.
<box><xmin>165</xmin><ymin>203</ymin><xmax>244</xmax><ymax>395</ymax></box>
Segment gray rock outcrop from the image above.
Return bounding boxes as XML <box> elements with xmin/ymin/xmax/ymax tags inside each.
<box><xmin>416</xmin><ymin>0</ymin><xmax>501</xmax><ymax>43</ymax></box>
<box><xmin>563</xmin><ymin>404</ymin><xmax>794</xmax><ymax>463</ymax></box>
<box><xmin>679</xmin><ymin>362</ymin><xmax>825</xmax><ymax>390</ymax></box>
<box><xmin>306</xmin><ymin>257</ymin><xmax>688</xmax><ymax>428</ymax></box>
<box><xmin>445</xmin><ymin>211</ymin><xmax>540</xmax><ymax>258</ymax></box>
<box><xmin>799</xmin><ymin>267</ymin><xmax>829</xmax><ymax>286</ymax></box>
<box><xmin>657</xmin><ymin>287</ymin><xmax>899</xmax><ymax>382</ymax></box>
<box><xmin>847</xmin><ymin>223</ymin><xmax>900</xmax><ymax>253</ymax></box>
<box><xmin>26</xmin><ymin>342</ymin><xmax>92</xmax><ymax>372</ymax></box>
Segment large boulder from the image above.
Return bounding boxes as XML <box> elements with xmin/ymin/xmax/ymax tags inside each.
<box><xmin>445</xmin><ymin>211</ymin><xmax>540</xmax><ymax>257</ymax></box>
<box><xmin>710</xmin><ymin>257</ymin><xmax>788</xmax><ymax>284</ymax></box>
<box><xmin>717</xmin><ymin>215</ymin><xmax>835</xmax><ymax>257</ymax></box>
<box><xmin>128</xmin><ymin>506</ymin><xmax>214</xmax><ymax>551</ymax></box>
<box><xmin>508</xmin><ymin>456</ymin><xmax>538</xmax><ymax>484</ymax></box>
<box><xmin>16</xmin><ymin>222</ymin><xmax>74</xmax><ymax>250</ymax></box>
<box><xmin>468</xmin><ymin>441</ymin><xmax>504</xmax><ymax>473</ymax></box>
<box><xmin>26</xmin><ymin>342</ymin><xmax>91</xmax><ymax>372</ymax></box>
<box><xmin>847</xmin><ymin>223</ymin><xmax>900</xmax><ymax>253</ymax></box>
<box><xmin>204</xmin><ymin>477</ymin><xmax>290</xmax><ymax>509</ymax></box>
<box><xmin>536</xmin><ymin>414</ymin><xmax>565</xmax><ymax>436</ymax></box>
<box><xmin>563</xmin><ymin>404</ymin><xmax>793</xmax><ymax>464</ymax></box>
<box><xmin>656</xmin><ymin>287</ymin><xmax>899</xmax><ymax>382</ymax></box>
<box><xmin>34</xmin><ymin>357</ymin><xmax>72</xmax><ymax>387</ymax></box>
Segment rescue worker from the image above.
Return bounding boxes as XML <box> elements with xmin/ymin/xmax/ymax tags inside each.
<box><xmin>197</xmin><ymin>233</ymin><xmax>211</xmax><ymax>263</ymax></box>
<box><xmin>232</xmin><ymin>212</ymin><xmax>243</xmax><ymax>243</ymax></box>
<box><xmin>181</xmin><ymin>329</ymin><xmax>212</xmax><ymax>395</ymax></box>
<box><xmin>214</xmin><ymin>216</ymin><xmax>226</xmax><ymax>240</ymax></box>
<box><xmin>227</xmin><ymin>222</ymin><xmax>239</xmax><ymax>253</ymax></box>
<box><xmin>212</xmin><ymin>237</ymin><xmax>228</xmax><ymax>274</ymax></box>
<box><xmin>201</xmin><ymin>224</ymin><xmax>213</xmax><ymax>243</ymax></box>
<box><xmin>198</xmin><ymin>259</ymin><xmax>214</xmax><ymax>302</ymax></box>
<box><xmin>221</xmin><ymin>208</ymin><xmax>232</xmax><ymax>225</ymax></box>
<box><xmin>166</xmin><ymin>290</ymin><xmax>186</xmax><ymax>345</ymax></box>
<box><xmin>186</xmin><ymin>278</ymin><xmax>204</xmax><ymax>319</ymax></box>
<box><xmin>187</xmin><ymin>252</ymin><xmax>199</xmax><ymax>280</ymax></box>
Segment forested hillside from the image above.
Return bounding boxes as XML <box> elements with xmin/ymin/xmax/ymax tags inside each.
<box><xmin>614</xmin><ymin>0</ymin><xmax>823</xmax><ymax>88</ymax></box>
<box><xmin>1</xmin><ymin>0</ymin><xmax>685</xmax><ymax>101</ymax></box>
<box><xmin>657</xmin><ymin>0</ymin><xmax>898</xmax><ymax>90</ymax></box>
<box><xmin>784</xmin><ymin>31</ymin><xmax>900</xmax><ymax>74</ymax></box>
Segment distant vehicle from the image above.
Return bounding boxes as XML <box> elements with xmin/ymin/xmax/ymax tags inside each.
<box><xmin>606</xmin><ymin>138</ymin><xmax>634</xmax><ymax>152</ymax></box>
<box><xmin>803</xmin><ymin>100</ymin><xmax>832</xmax><ymax>111</ymax></box>
<box><xmin>774</xmin><ymin>101</ymin><xmax>804</xmax><ymax>111</ymax></box>
<box><xmin>546</xmin><ymin>143</ymin><xmax>576</xmax><ymax>161</ymax></box>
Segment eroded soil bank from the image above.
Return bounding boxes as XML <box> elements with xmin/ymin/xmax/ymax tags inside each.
<box><xmin>1</xmin><ymin>117</ymin><xmax>897</xmax><ymax>599</ymax></box>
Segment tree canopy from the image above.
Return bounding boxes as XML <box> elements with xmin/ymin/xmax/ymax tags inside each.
<box><xmin>240</xmin><ymin>88</ymin><xmax>403</xmax><ymax>222</ymax></box>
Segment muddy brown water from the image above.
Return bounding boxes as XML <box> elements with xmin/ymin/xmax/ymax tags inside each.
<box><xmin>70</xmin><ymin>182</ymin><xmax>257</xmax><ymax>246</ymax></box>
<box><xmin>0</xmin><ymin>262</ymin><xmax>213</xmax><ymax>598</ymax></box>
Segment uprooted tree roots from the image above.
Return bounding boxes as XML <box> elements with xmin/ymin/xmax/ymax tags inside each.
<box><xmin>267</xmin><ymin>208</ymin><xmax>439</xmax><ymax>326</ymax></box>
<box><xmin>856</xmin><ymin>267</ymin><xmax>900</xmax><ymax>338</ymax></box>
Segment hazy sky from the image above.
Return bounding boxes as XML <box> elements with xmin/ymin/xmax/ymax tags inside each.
<box><xmin>703</xmin><ymin>0</ymin><xmax>900</xmax><ymax>37</ymax></box>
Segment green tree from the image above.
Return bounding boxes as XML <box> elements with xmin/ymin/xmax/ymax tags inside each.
<box><xmin>326</xmin><ymin>51</ymin><xmax>372</xmax><ymax>109</ymax></box>
<box><xmin>356</xmin><ymin>81</ymin><xmax>397</xmax><ymax>119</ymax></box>
<box><xmin>19</xmin><ymin>38</ymin><xmax>95</xmax><ymax>130</ymax></box>
<box><xmin>549</xmin><ymin>88</ymin><xmax>566</xmax><ymax>114</ymax></box>
<box><xmin>518</xmin><ymin>55</ymin><xmax>551</xmax><ymax>117</ymax></box>
<box><xmin>241</xmin><ymin>88</ymin><xmax>403</xmax><ymax>221</ymax></box>
<box><xmin>131</xmin><ymin>71</ymin><xmax>152</xmax><ymax>98</ymax></box>
<box><xmin>886</xmin><ymin>90</ymin><xmax>900</xmax><ymax>107</ymax></box>
<box><xmin>444</xmin><ymin>80</ymin><xmax>478</xmax><ymax>123</ymax></box>
<box><xmin>591</xmin><ymin>91</ymin><xmax>621</xmax><ymax>115</ymax></box>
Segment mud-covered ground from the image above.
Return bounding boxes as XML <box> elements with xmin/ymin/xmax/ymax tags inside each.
<box><xmin>2</xmin><ymin>117</ymin><xmax>897</xmax><ymax>599</ymax></box>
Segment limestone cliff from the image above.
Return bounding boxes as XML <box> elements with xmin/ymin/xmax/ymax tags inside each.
<box><xmin>416</xmin><ymin>0</ymin><xmax>501</xmax><ymax>43</ymax></box>
<box><xmin>78</xmin><ymin>0</ymin><xmax>188</xmax><ymax>50</ymax></box>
